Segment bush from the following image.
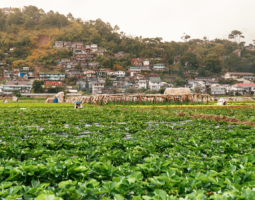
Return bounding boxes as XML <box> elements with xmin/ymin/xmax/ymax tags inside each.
<box><xmin>159</xmin><ymin>87</ymin><xmax>166</xmax><ymax>94</ymax></box>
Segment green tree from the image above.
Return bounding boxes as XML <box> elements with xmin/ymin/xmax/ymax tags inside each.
<box><xmin>210</xmin><ymin>45</ymin><xmax>226</xmax><ymax>57</ymax></box>
<box><xmin>13</xmin><ymin>90</ymin><xmax>21</xmax><ymax>97</ymax></box>
<box><xmin>104</xmin><ymin>76</ymin><xmax>113</xmax><ymax>86</ymax></box>
<box><xmin>181</xmin><ymin>33</ymin><xmax>191</xmax><ymax>42</ymax></box>
<box><xmin>197</xmin><ymin>66</ymin><xmax>206</xmax><ymax>76</ymax></box>
<box><xmin>24</xmin><ymin>16</ymin><xmax>35</xmax><ymax>29</ymax></box>
<box><xmin>6</xmin><ymin>9</ymin><xmax>23</xmax><ymax>25</ymax></box>
<box><xmin>67</xmin><ymin>13</ymin><xmax>74</xmax><ymax>21</ymax></box>
<box><xmin>0</xmin><ymin>10</ymin><xmax>6</xmax><ymax>31</ymax></box>
<box><xmin>194</xmin><ymin>87</ymin><xmax>201</xmax><ymax>93</ymax></box>
<box><xmin>23</xmin><ymin>6</ymin><xmax>44</xmax><ymax>23</ymax></box>
<box><xmin>224</xmin><ymin>53</ymin><xmax>242</xmax><ymax>72</ymax></box>
<box><xmin>228</xmin><ymin>30</ymin><xmax>244</xmax><ymax>43</ymax></box>
<box><xmin>174</xmin><ymin>77</ymin><xmax>186</xmax><ymax>87</ymax></box>
<box><xmin>204</xmin><ymin>53</ymin><xmax>222</xmax><ymax>73</ymax></box>
<box><xmin>159</xmin><ymin>87</ymin><xmax>166</xmax><ymax>94</ymax></box>
<box><xmin>32</xmin><ymin>80</ymin><xmax>44</xmax><ymax>93</ymax></box>
<box><xmin>180</xmin><ymin>51</ymin><xmax>198</xmax><ymax>70</ymax></box>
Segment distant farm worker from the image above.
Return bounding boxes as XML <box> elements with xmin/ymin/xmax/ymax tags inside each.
<box><xmin>74</xmin><ymin>101</ymin><xmax>83</xmax><ymax>109</ymax></box>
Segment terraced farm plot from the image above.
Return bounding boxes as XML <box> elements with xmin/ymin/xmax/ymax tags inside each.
<box><xmin>1</xmin><ymin>106</ymin><xmax>255</xmax><ymax>199</ymax></box>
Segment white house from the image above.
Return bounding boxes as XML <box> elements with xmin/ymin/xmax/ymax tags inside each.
<box><xmin>229</xmin><ymin>85</ymin><xmax>246</xmax><ymax>95</ymax></box>
<box><xmin>138</xmin><ymin>79</ymin><xmax>147</xmax><ymax>89</ymax></box>
<box><xmin>116</xmin><ymin>70</ymin><xmax>125</xmax><ymax>77</ymax></box>
<box><xmin>234</xmin><ymin>83</ymin><xmax>255</xmax><ymax>94</ymax></box>
<box><xmin>224</xmin><ymin>72</ymin><xmax>253</xmax><ymax>79</ymax></box>
<box><xmin>148</xmin><ymin>77</ymin><xmax>161</xmax><ymax>91</ymax></box>
<box><xmin>91</xmin><ymin>44</ymin><xmax>98</xmax><ymax>52</ymax></box>
<box><xmin>191</xmin><ymin>81</ymin><xmax>206</xmax><ymax>93</ymax></box>
<box><xmin>129</xmin><ymin>67</ymin><xmax>141</xmax><ymax>73</ymax></box>
<box><xmin>211</xmin><ymin>85</ymin><xmax>227</xmax><ymax>95</ymax></box>
<box><xmin>143</xmin><ymin>60</ymin><xmax>150</xmax><ymax>66</ymax></box>
<box><xmin>92</xmin><ymin>81</ymin><xmax>105</xmax><ymax>94</ymax></box>
<box><xmin>152</xmin><ymin>64</ymin><xmax>166</xmax><ymax>71</ymax></box>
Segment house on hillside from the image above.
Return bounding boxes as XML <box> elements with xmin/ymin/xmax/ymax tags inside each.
<box><xmin>87</xmin><ymin>62</ymin><xmax>100</xmax><ymax>69</ymax></box>
<box><xmin>83</xmin><ymin>70</ymin><xmax>96</xmax><ymax>78</ymax></box>
<box><xmin>191</xmin><ymin>81</ymin><xmax>206</xmax><ymax>93</ymax></box>
<box><xmin>38</xmin><ymin>72</ymin><xmax>65</xmax><ymax>81</ymax></box>
<box><xmin>195</xmin><ymin>77</ymin><xmax>219</xmax><ymax>86</ymax></box>
<box><xmin>234</xmin><ymin>83</ymin><xmax>255</xmax><ymax>94</ymax></box>
<box><xmin>233</xmin><ymin>49</ymin><xmax>241</xmax><ymax>57</ymax></box>
<box><xmin>3</xmin><ymin>70</ymin><xmax>12</xmax><ymax>80</ymax></box>
<box><xmin>140</xmin><ymin>66</ymin><xmax>151</xmax><ymax>71</ymax></box>
<box><xmin>223</xmin><ymin>72</ymin><xmax>253</xmax><ymax>79</ymax></box>
<box><xmin>173</xmin><ymin>55</ymin><xmax>181</xmax><ymax>64</ymax></box>
<box><xmin>148</xmin><ymin>77</ymin><xmax>161</xmax><ymax>91</ymax></box>
<box><xmin>236</xmin><ymin>78</ymin><xmax>253</xmax><ymax>84</ymax></box>
<box><xmin>45</xmin><ymin>81</ymin><xmax>63</xmax><ymax>86</ymax></box>
<box><xmin>97</xmin><ymin>49</ymin><xmax>106</xmax><ymax>56</ymax></box>
<box><xmin>130</xmin><ymin>58</ymin><xmax>143</xmax><ymax>67</ymax></box>
<box><xmin>152</xmin><ymin>64</ymin><xmax>166</xmax><ymax>71</ymax></box>
<box><xmin>129</xmin><ymin>67</ymin><xmax>141</xmax><ymax>76</ymax></box>
<box><xmin>4</xmin><ymin>81</ymin><xmax>33</xmax><ymax>94</ymax></box>
<box><xmin>229</xmin><ymin>85</ymin><xmax>246</xmax><ymax>95</ymax></box>
<box><xmin>115</xmin><ymin>51</ymin><xmax>127</xmax><ymax>58</ymax></box>
<box><xmin>211</xmin><ymin>84</ymin><xmax>228</xmax><ymax>96</ymax></box>
<box><xmin>63</xmin><ymin>41</ymin><xmax>72</xmax><ymax>50</ymax></box>
<box><xmin>91</xmin><ymin>44</ymin><xmax>98</xmax><ymax>52</ymax></box>
<box><xmin>76</xmin><ymin>79</ymin><xmax>87</xmax><ymax>89</ymax></box>
<box><xmin>243</xmin><ymin>75</ymin><xmax>255</xmax><ymax>80</ymax></box>
<box><xmin>143</xmin><ymin>59</ymin><xmax>150</xmax><ymax>66</ymax></box>
<box><xmin>0</xmin><ymin>60</ymin><xmax>6</xmax><ymax>67</ymax></box>
<box><xmin>92</xmin><ymin>81</ymin><xmax>105</xmax><ymax>94</ymax></box>
<box><xmin>105</xmin><ymin>70</ymin><xmax>116</xmax><ymax>76</ymax></box>
<box><xmin>138</xmin><ymin>79</ymin><xmax>147</xmax><ymax>89</ymax></box>
<box><xmin>55</xmin><ymin>41</ymin><xmax>64</xmax><ymax>50</ymax></box>
<box><xmin>116</xmin><ymin>70</ymin><xmax>125</xmax><ymax>77</ymax></box>
<box><xmin>1</xmin><ymin>7</ymin><xmax>21</xmax><ymax>15</ymax></box>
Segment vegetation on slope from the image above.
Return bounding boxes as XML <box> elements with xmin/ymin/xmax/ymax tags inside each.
<box><xmin>0</xmin><ymin>6</ymin><xmax>255</xmax><ymax>77</ymax></box>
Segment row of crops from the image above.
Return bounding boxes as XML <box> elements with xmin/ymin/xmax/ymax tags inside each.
<box><xmin>1</xmin><ymin>106</ymin><xmax>255</xmax><ymax>199</ymax></box>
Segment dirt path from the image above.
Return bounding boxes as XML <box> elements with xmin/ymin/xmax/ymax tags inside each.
<box><xmin>119</xmin><ymin>108</ymin><xmax>255</xmax><ymax>126</ymax></box>
<box><xmin>177</xmin><ymin>112</ymin><xmax>255</xmax><ymax>126</ymax></box>
<box><xmin>38</xmin><ymin>35</ymin><xmax>49</xmax><ymax>46</ymax></box>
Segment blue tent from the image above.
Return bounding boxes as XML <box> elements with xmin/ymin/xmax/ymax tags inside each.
<box><xmin>73</xmin><ymin>101</ymin><xmax>82</xmax><ymax>104</ymax></box>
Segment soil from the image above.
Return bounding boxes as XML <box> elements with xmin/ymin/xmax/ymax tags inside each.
<box><xmin>179</xmin><ymin>113</ymin><xmax>255</xmax><ymax>126</ymax></box>
<box><xmin>119</xmin><ymin>108</ymin><xmax>255</xmax><ymax>126</ymax></box>
<box><xmin>143</xmin><ymin>106</ymin><xmax>255</xmax><ymax>109</ymax></box>
<box><xmin>33</xmin><ymin>64</ymin><xmax>42</xmax><ymax>78</ymax></box>
<box><xmin>38</xmin><ymin>35</ymin><xmax>50</xmax><ymax>46</ymax></box>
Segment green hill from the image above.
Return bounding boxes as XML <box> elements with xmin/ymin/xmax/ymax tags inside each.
<box><xmin>0</xmin><ymin>5</ymin><xmax>255</xmax><ymax>78</ymax></box>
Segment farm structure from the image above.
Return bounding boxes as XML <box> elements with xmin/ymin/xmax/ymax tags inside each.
<box><xmin>66</xmin><ymin>94</ymin><xmax>213</xmax><ymax>105</ymax></box>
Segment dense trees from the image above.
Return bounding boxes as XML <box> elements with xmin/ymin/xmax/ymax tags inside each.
<box><xmin>204</xmin><ymin>53</ymin><xmax>222</xmax><ymax>73</ymax></box>
<box><xmin>180</xmin><ymin>51</ymin><xmax>198</xmax><ymax>70</ymax></box>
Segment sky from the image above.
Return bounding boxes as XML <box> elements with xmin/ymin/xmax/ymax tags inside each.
<box><xmin>2</xmin><ymin>0</ymin><xmax>255</xmax><ymax>44</ymax></box>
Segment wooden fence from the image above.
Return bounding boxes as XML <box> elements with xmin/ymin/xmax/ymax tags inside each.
<box><xmin>66</xmin><ymin>94</ymin><xmax>213</xmax><ymax>105</ymax></box>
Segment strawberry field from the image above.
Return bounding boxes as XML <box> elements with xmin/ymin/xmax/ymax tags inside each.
<box><xmin>1</xmin><ymin>106</ymin><xmax>255</xmax><ymax>199</ymax></box>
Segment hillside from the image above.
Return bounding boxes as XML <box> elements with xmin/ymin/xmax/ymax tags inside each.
<box><xmin>1</xmin><ymin>5</ymin><xmax>255</xmax><ymax>82</ymax></box>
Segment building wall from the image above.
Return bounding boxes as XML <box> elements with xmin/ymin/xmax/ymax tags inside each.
<box><xmin>149</xmin><ymin>81</ymin><xmax>160</xmax><ymax>91</ymax></box>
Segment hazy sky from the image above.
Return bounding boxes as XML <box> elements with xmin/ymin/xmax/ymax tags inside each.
<box><xmin>2</xmin><ymin>0</ymin><xmax>255</xmax><ymax>44</ymax></box>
